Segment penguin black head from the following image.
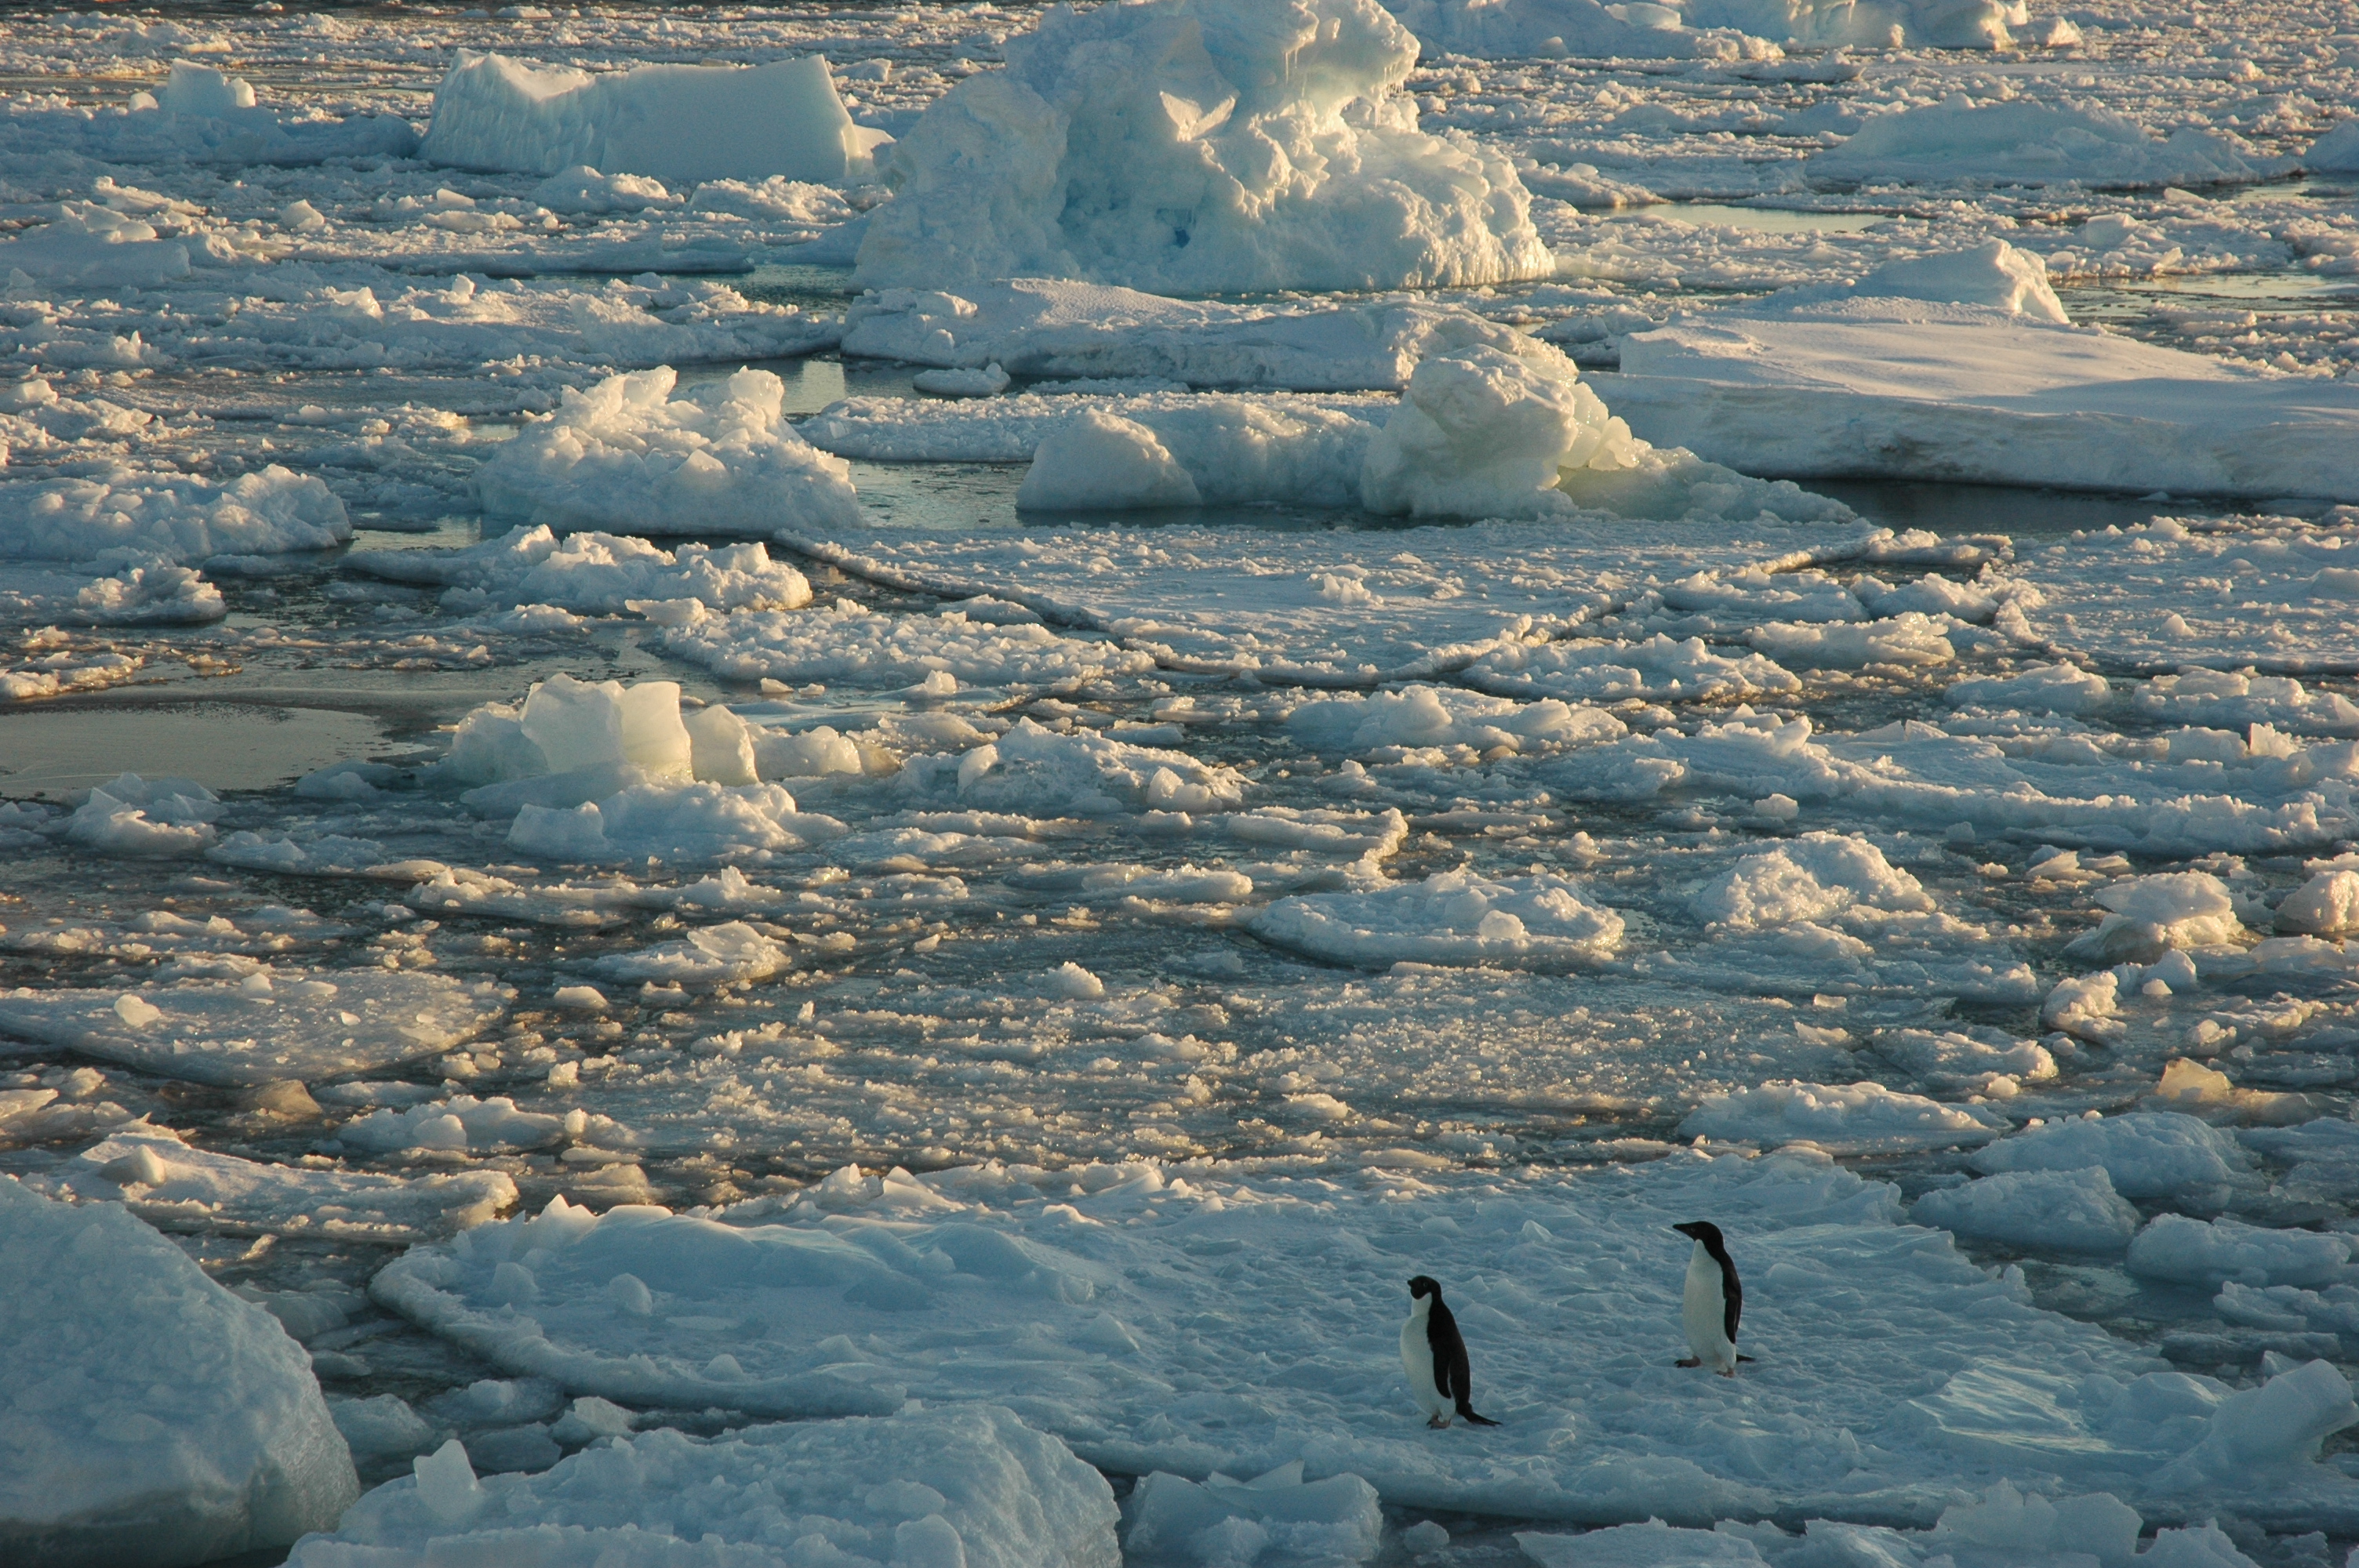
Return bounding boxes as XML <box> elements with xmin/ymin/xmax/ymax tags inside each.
<box><xmin>1674</xmin><ymin>1221</ymin><xmax>1725</xmax><ymax>1249</ymax></box>
<box><xmin>1407</xmin><ymin>1275</ymin><xmax>1442</xmax><ymax>1301</ymax></box>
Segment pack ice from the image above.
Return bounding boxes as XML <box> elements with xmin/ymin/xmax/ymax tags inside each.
<box><xmin>368</xmin><ymin>1152</ymin><xmax>2359</xmax><ymax>1530</ymax></box>
<box><xmin>0</xmin><ymin>1178</ymin><xmax>358</xmax><ymax>1567</ymax></box>
<box><xmin>853</xmin><ymin>0</ymin><xmax>1552</xmax><ymax>292</ymax></box>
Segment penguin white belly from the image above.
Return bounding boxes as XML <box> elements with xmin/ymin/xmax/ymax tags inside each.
<box><xmin>1400</xmin><ymin>1314</ymin><xmax>1451</xmax><ymax>1421</ymax></box>
<box><xmin>1682</xmin><ymin>1246</ymin><xmax>1737</xmax><ymax>1373</ymax></box>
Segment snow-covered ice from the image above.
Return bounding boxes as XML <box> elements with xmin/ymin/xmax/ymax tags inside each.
<box><xmin>286</xmin><ymin>1404</ymin><xmax>1114</xmax><ymax>1568</ymax></box>
<box><xmin>368</xmin><ymin>1153</ymin><xmax>2359</xmax><ymax>1529</ymax></box>
<box><xmin>422</xmin><ymin>52</ymin><xmax>887</xmax><ymax>185</ymax></box>
<box><xmin>1608</xmin><ymin>299</ymin><xmax>2359</xmax><ymax>502</ymax></box>
<box><xmin>474</xmin><ymin>367</ymin><xmax>860</xmax><ymax>536</ymax></box>
<box><xmin>854</xmin><ymin>0</ymin><xmax>1551</xmax><ymax>293</ymax></box>
<box><xmin>0</xmin><ymin>1177</ymin><xmax>358</xmax><ymax>1566</ymax></box>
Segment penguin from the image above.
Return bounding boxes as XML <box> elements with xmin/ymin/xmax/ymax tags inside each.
<box><xmin>1672</xmin><ymin>1221</ymin><xmax>1751</xmax><ymax>1375</ymax></box>
<box><xmin>1401</xmin><ymin>1276</ymin><xmax>1500</xmax><ymax>1428</ymax></box>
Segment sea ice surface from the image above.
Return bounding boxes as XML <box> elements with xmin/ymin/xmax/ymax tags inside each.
<box><xmin>367</xmin><ymin>1153</ymin><xmax>2359</xmax><ymax>1528</ymax></box>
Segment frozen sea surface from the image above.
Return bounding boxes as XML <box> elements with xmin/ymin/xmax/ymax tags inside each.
<box><xmin>4</xmin><ymin>2</ymin><xmax>2359</xmax><ymax>1566</ymax></box>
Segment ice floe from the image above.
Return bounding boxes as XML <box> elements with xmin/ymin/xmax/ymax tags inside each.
<box><xmin>422</xmin><ymin>51</ymin><xmax>886</xmax><ymax>184</ymax></box>
<box><xmin>285</xmin><ymin>1404</ymin><xmax>1115</xmax><ymax>1568</ymax></box>
<box><xmin>0</xmin><ymin>970</ymin><xmax>507</xmax><ymax>1087</ymax></box>
<box><xmin>0</xmin><ymin>1178</ymin><xmax>358</xmax><ymax>1566</ymax></box>
<box><xmin>474</xmin><ymin>367</ymin><xmax>860</xmax><ymax>536</ymax></box>
<box><xmin>853</xmin><ymin>0</ymin><xmax>1551</xmax><ymax>293</ymax></box>
<box><xmin>369</xmin><ymin>1152</ymin><xmax>2359</xmax><ymax>1527</ymax></box>
<box><xmin>39</xmin><ymin>1127</ymin><xmax>515</xmax><ymax>1240</ymax></box>
<box><xmin>1250</xmin><ymin>869</ymin><xmax>1626</xmax><ymax>968</ymax></box>
<box><xmin>1607</xmin><ymin>302</ymin><xmax>2359</xmax><ymax>502</ymax></box>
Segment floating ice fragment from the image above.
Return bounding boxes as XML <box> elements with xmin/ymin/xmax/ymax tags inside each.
<box><xmin>423</xmin><ymin>52</ymin><xmax>884</xmax><ymax>183</ymax></box>
<box><xmin>856</xmin><ymin>0</ymin><xmax>1549</xmax><ymax>293</ymax></box>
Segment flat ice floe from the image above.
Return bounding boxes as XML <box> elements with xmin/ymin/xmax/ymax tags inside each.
<box><xmin>770</xmin><ymin>517</ymin><xmax>1875</xmax><ymax>687</ymax></box>
<box><xmin>853</xmin><ymin>0</ymin><xmax>1550</xmax><ymax>293</ymax></box>
<box><xmin>0</xmin><ymin>1178</ymin><xmax>358</xmax><ymax>1567</ymax></box>
<box><xmin>1251</xmin><ymin>869</ymin><xmax>1626</xmax><ymax>967</ymax></box>
<box><xmin>835</xmin><ymin>280</ymin><xmax>1547</xmax><ymax>391</ymax></box>
<box><xmin>286</xmin><ymin>1405</ymin><xmax>1117</xmax><ymax>1568</ymax></box>
<box><xmin>1810</xmin><ymin>98</ymin><xmax>2266</xmax><ymax>190</ymax></box>
<box><xmin>38</xmin><ymin>1127</ymin><xmax>516</xmax><ymax>1241</ymax></box>
<box><xmin>369</xmin><ymin>1152</ymin><xmax>2359</xmax><ymax>1530</ymax></box>
<box><xmin>0</xmin><ymin>970</ymin><xmax>507</xmax><ymax>1087</ymax></box>
<box><xmin>1606</xmin><ymin>299</ymin><xmax>2359</xmax><ymax>501</ymax></box>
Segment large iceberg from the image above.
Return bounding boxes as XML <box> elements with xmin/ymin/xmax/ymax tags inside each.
<box><xmin>421</xmin><ymin>51</ymin><xmax>889</xmax><ymax>183</ymax></box>
<box><xmin>854</xmin><ymin>0</ymin><xmax>1552</xmax><ymax>294</ymax></box>
<box><xmin>0</xmin><ymin>1178</ymin><xmax>358</xmax><ymax>1567</ymax></box>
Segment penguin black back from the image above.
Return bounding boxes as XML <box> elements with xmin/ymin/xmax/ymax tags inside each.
<box><xmin>1407</xmin><ymin>1275</ymin><xmax>1500</xmax><ymax>1426</ymax></box>
<box><xmin>1674</xmin><ymin>1221</ymin><xmax>1741</xmax><ymax>1345</ymax></box>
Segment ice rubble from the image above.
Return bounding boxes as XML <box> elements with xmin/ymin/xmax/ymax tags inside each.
<box><xmin>41</xmin><ymin>1128</ymin><xmax>515</xmax><ymax>1241</ymax></box>
<box><xmin>835</xmin><ymin>279</ymin><xmax>1548</xmax><ymax>391</ymax></box>
<box><xmin>0</xmin><ymin>1178</ymin><xmax>358</xmax><ymax>1567</ymax></box>
<box><xmin>1126</xmin><ymin>1462</ymin><xmax>1382</xmax><ymax>1566</ymax></box>
<box><xmin>999</xmin><ymin>343</ymin><xmax>1646</xmax><ymax>519</ymax></box>
<box><xmin>1605</xmin><ymin>298</ymin><xmax>2359</xmax><ymax>502</ymax></box>
<box><xmin>1677</xmin><ymin>1080</ymin><xmax>2006</xmax><ymax>1152</ymax></box>
<box><xmin>660</xmin><ymin>598</ymin><xmax>1160</xmax><ymax>689</ymax></box>
<box><xmin>0</xmin><ymin>464</ymin><xmax>347</xmax><ymax>564</ymax></box>
<box><xmin>347</xmin><ymin>526</ymin><xmax>812</xmax><ymax>618</ymax></box>
<box><xmin>1388</xmin><ymin>0</ymin><xmax>2023</xmax><ymax>53</ymax></box>
<box><xmin>2008</xmin><ymin>517</ymin><xmax>2359</xmax><ymax>673</ymax></box>
<box><xmin>285</xmin><ymin>1405</ymin><xmax>1117</xmax><ymax>1568</ymax></box>
<box><xmin>1288</xmin><ymin>684</ymin><xmax>1623</xmax><ymax>757</ymax></box>
<box><xmin>474</xmin><ymin>368</ymin><xmax>860</xmax><ymax>536</ymax></box>
<box><xmin>421</xmin><ymin>52</ymin><xmax>888</xmax><ymax>184</ymax></box>
<box><xmin>1250</xmin><ymin>869</ymin><xmax>1626</xmax><ymax>967</ymax></box>
<box><xmin>1</xmin><ymin>60</ymin><xmax>417</xmax><ymax>169</ymax></box>
<box><xmin>1912</xmin><ymin>1167</ymin><xmax>2144</xmax><ymax>1254</ymax></box>
<box><xmin>1813</xmin><ymin>98</ymin><xmax>2264</xmax><ymax>190</ymax></box>
<box><xmin>853</xmin><ymin>0</ymin><xmax>1552</xmax><ymax>294</ymax></box>
<box><xmin>1519</xmin><ymin>1482</ymin><xmax>2279</xmax><ymax>1566</ymax></box>
<box><xmin>0</xmin><ymin>970</ymin><xmax>507</xmax><ymax>1087</ymax></box>
<box><xmin>369</xmin><ymin>1153</ymin><xmax>2359</xmax><ymax>1528</ymax></box>
<box><xmin>1968</xmin><ymin>1111</ymin><xmax>2255</xmax><ymax>1202</ymax></box>
<box><xmin>0</xmin><ymin>559</ymin><xmax>222</xmax><ymax>631</ymax></box>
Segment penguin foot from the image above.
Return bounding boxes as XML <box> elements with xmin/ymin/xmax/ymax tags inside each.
<box><xmin>1717</xmin><ymin>1367</ymin><xmax>1736</xmax><ymax>1377</ymax></box>
<box><xmin>1674</xmin><ymin>1357</ymin><xmax>1700</xmax><ymax>1367</ymax></box>
<box><xmin>1427</xmin><ymin>1415</ymin><xmax>1450</xmax><ymax>1429</ymax></box>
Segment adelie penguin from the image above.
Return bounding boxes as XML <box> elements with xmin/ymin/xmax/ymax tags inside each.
<box><xmin>1673</xmin><ymin>1221</ymin><xmax>1754</xmax><ymax>1376</ymax></box>
<box><xmin>1401</xmin><ymin>1276</ymin><xmax>1501</xmax><ymax>1428</ymax></box>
